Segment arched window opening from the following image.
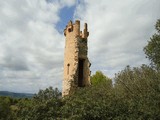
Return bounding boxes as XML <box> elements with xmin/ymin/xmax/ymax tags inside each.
<box><xmin>68</xmin><ymin>28</ymin><xmax>72</xmax><ymax>32</ymax></box>
<box><xmin>67</xmin><ymin>64</ymin><xmax>70</xmax><ymax>75</ymax></box>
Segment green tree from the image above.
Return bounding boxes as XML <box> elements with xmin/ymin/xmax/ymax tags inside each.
<box><xmin>114</xmin><ymin>65</ymin><xmax>160</xmax><ymax>119</ymax></box>
<box><xmin>62</xmin><ymin>66</ymin><xmax>160</xmax><ymax>119</ymax></box>
<box><xmin>91</xmin><ymin>71</ymin><xmax>112</xmax><ymax>86</ymax></box>
<box><xmin>144</xmin><ymin>19</ymin><xmax>160</xmax><ymax>70</ymax></box>
<box><xmin>15</xmin><ymin>98</ymin><xmax>33</xmax><ymax>120</ymax></box>
<box><xmin>33</xmin><ymin>87</ymin><xmax>61</xmax><ymax>102</ymax></box>
<box><xmin>61</xmin><ymin>72</ymin><xmax>117</xmax><ymax>120</ymax></box>
<box><xmin>16</xmin><ymin>87</ymin><xmax>62</xmax><ymax>120</ymax></box>
<box><xmin>0</xmin><ymin>96</ymin><xmax>15</xmax><ymax>120</ymax></box>
<box><xmin>61</xmin><ymin>82</ymin><xmax>115</xmax><ymax>120</ymax></box>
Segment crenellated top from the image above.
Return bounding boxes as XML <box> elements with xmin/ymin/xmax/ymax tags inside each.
<box><xmin>64</xmin><ymin>20</ymin><xmax>89</xmax><ymax>39</ymax></box>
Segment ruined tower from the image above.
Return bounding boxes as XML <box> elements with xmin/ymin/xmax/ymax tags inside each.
<box><xmin>62</xmin><ymin>20</ymin><xmax>91</xmax><ymax>96</ymax></box>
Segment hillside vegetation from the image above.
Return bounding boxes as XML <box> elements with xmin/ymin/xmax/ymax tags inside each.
<box><xmin>0</xmin><ymin>19</ymin><xmax>159</xmax><ymax>120</ymax></box>
<box><xmin>0</xmin><ymin>91</ymin><xmax>34</xmax><ymax>98</ymax></box>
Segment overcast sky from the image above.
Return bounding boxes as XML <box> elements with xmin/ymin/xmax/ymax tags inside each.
<box><xmin>0</xmin><ymin>0</ymin><xmax>160</xmax><ymax>93</ymax></box>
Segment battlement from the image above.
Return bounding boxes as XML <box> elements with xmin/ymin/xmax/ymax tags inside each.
<box><xmin>64</xmin><ymin>20</ymin><xmax>89</xmax><ymax>39</ymax></box>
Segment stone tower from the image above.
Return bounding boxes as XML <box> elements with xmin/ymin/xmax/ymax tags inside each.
<box><xmin>62</xmin><ymin>20</ymin><xmax>91</xmax><ymax>96</ymax></box>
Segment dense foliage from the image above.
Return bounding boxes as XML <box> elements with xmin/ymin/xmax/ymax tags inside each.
<box><xmin>15</xmin><ymin>87</ymin><xmax>62</xmax><ymax>120</ymax></box>
<box><xmin>0</xmin><ymin>68</ymin><xmax>160</xmax><ymax>119</ymax></box>
<box><xmin>1</xmin><ymin>19</ymin><xmax>160</xmax><ymax>120</ymax></box>
<box><xmin>114</xmin><ymin>65</ymin><xmax>160</xmax><ymax>119</ymax></box>
<box><xmin>0</xmin><ymin>96</ymin><xmax>17</xmax><ymax>120</ymax></box>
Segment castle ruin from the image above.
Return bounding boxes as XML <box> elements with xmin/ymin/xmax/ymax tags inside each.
<box><xmin>62</xmin><ymin>20</ymin><xmax>91</xmax><ymax>96</ymax></box>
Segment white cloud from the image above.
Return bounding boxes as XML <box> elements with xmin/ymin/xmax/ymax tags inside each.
<box><xmin>74</xmin><ymin>0</ymin><xmax>160</xmax><ymax>77</ymax></box>
<box><xmin>0</xmin><ymin>0</ymin><xmax>76</xmax><ymax>93</ymax></box>
<box><xmin>0</xmin><ymin>0</ymin><xmax>159</xmax><ymax>93</ymax></box>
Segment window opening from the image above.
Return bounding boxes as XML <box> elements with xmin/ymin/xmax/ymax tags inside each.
<box><xmin>67</xmin><ymin>64</ymin><xmax>70</xmax><ymax>75</ymax></box>
<box><xmin>78</xmin><ymin>59</ymin><xmax>84</xmax><ymax>87</ymax></box>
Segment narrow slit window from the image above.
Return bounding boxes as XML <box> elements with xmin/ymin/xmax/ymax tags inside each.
<box><xmin>67</xmin><ymin>64</ymin><xmax>70</xmax><ymax>75</ymax></box>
